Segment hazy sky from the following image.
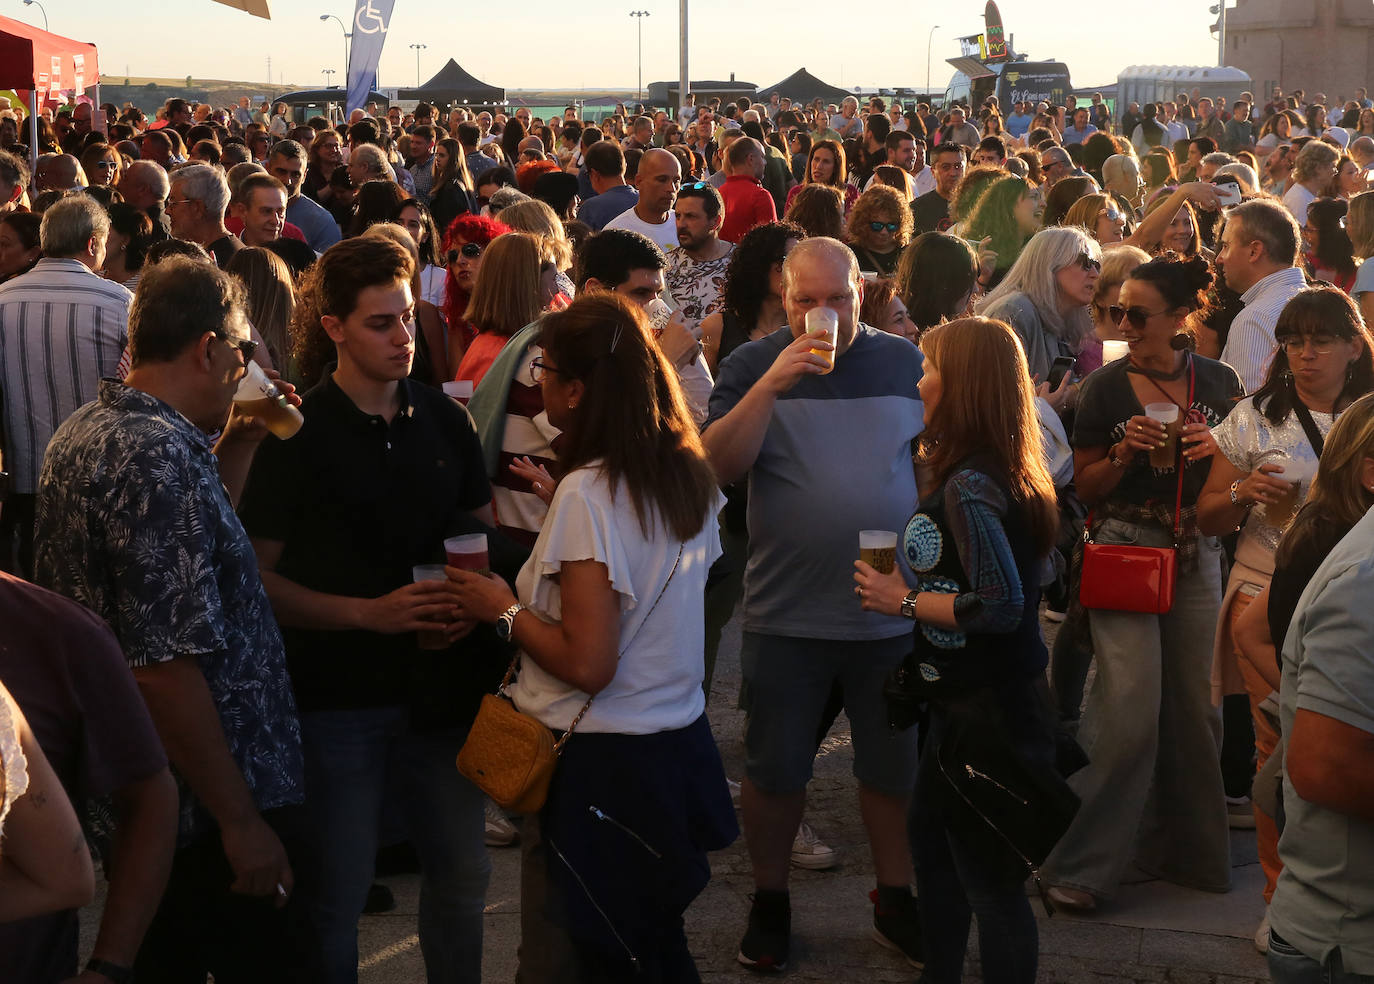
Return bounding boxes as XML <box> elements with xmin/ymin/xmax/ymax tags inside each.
<box><xmin>23</xmin><ymin>0</ymin><xmax>1220</xmax><ymax>95</ymax></box>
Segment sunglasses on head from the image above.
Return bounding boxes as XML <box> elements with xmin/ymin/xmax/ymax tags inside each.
<box><xmin>1108</xmin><ymin>304</ymin><xmax>1168</xmax><ymax>329</ymax></box>
<box><xmin>870</xmin><ymin>221</ymin><xmax>900</xmax><ymax>233</ymax></box>
<box><xmin>447</xmin><ymin>242</ymin><xmax>483</xmax><ymax>264</ymax></box>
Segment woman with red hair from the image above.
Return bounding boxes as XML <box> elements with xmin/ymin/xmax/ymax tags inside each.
<box><xmin>441</xmin><ymin>213</ymin><xmax>509</xmax><ymax>377</ymax></box>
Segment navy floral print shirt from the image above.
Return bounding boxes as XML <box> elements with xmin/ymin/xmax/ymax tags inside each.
<box><xmin>34</xmin><ymin>380</ymin><xmax>303</xmax><ymax>841</ymax></box>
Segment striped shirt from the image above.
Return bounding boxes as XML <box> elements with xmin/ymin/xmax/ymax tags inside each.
<box><xmin>1220</xmin><ymin>266</ymin><xmax>1307</xmax><ymax>394</ymax></box>
<box><xmin>0</xmin><ymin>258</ymin><xmax>132</xmax><ymax>493</ymax></box>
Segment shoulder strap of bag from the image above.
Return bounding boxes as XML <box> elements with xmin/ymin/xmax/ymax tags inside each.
<box><xmin>1169</xmin><ymin>355</ymin><xmax>1194</xmax><ymax>546</ymax></box>
<box><xmin>1291</xmin><ymin>397</ymin><xmax>1326</xmax><ymax>459</ymax></box>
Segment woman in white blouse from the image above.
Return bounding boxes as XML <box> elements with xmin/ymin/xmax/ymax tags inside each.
<box><xmin>1197</xmin><ymin>286</ymin><xmax>1374</xmax><ymax>935</ymax></box>
<box><xmin>449</xmin><ymin>293</ymin><xmax>735</xmax><ymax>982</ymax></box>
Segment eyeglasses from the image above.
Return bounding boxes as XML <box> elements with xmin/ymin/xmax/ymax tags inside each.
<box><xmin>1278</xmin><ymin>333</ymin><xmax>1340</xmax><ymax>355</ymax></box>
<box><xmin>1073</xmin><ymin>253</ymin><xmax>1102</xmax><ymax>273</ymax></box>
<box><xmin>216</xmin><ymin>333</ymin><xmax>258</xmax><ymax>362</ymax></box>
<box><xmin>1042</xmin><ymin>158</ymin><xmax>1070</xmax><ymax>170</ymax></box>
<box><xmin>870</xmin><ymin>221</ymin><xmax>900</xmax><ymax>233</ymax></box>
<box><xmin>166</xmin><ymin>198</ymin><xmax>198</xmax><ymax>209</ymax></box>
<box><xmin>93</xmin><ymin>160</ymin><xmax>119</xmax><ymax>170</ymax></box>
<box><xmin>1109</xmin><ymin>305</ymin><xmax>1169</xmax><ymax>329</ymax></box>
<box><xmin>529</xmin><ymin>358</ymin><xmax>570</xmax><ymax>383</ymax></box>
<box><xmin>446</xmin><ymin>242</ymin><xmax>483</xmax><ymax>264</ymax></box>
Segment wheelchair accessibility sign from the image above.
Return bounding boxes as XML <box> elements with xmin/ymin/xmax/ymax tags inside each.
<box><xmin>355</xmin><ymin>0</ymin><xmax>389</xmax><ymax>35</ymax></box>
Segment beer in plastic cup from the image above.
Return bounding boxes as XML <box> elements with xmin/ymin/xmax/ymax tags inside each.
<box><xmin>806</xmin><ymin>306</ymin><xmax>838</xmax><ymax>374</ymax></box>
<box><xmin>411</xmin><ymin>564</ymin><xmax>449</xmax><ymax>650</ymax></box>
<box><xmin>1260</xmin><ymin>453</ymin><xmax>1312</xmax><ymax>529</ymax></box>
<box><xmin>444</xmin><ymin>533</ymin><xmax>490</xmax><ymax>576</ymax></box>
<box><xmin>234</xmin><ymin>361</ymin><xmax>304</xmax><ymax>439</ymax></box>
<box><xmin>1145</xmin><ymin>403</ymin><xmax>1180</xmax><ymax>469</ymax></box>
<box><xmin>859</xmin><ymin>530</ymin><xmax>898</xmax><ymax>575</ymax></box>
<box><xmin>1101</xmin><ymin>339</ymin><xmax>1129</xmax><ymax>364</ymax></box>
<box><xmin>442</xmin><ymin>380</ymin><xmax>474</xmax><ymax>404</ymax></box>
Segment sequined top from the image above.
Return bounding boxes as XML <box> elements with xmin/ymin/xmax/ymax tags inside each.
<box><xmin>1212</xmin><ymin>395</ymin><xmax>1335</xmax><ymax>554</ymax></box>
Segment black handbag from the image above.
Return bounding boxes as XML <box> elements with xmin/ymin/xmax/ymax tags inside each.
<box><xmin>934</xmin><ymin>699</ymin><xmax>1081</xmax><ymax>913</ymax></box>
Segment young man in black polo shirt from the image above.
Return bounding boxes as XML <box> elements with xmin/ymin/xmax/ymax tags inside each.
<box><xmin>239</xmin><ymin>236</ymin><xmax>501</xmax><ymax>984</ymax></box>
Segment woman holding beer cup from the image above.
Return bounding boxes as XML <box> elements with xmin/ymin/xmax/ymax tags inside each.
<box><xmin>1038</xmin><ymin>253</ymin><xmax>1244</xmax><ymax>910</ymax></box>
<box><xmin>853</xmin><ymin>317</ymin><xmax>1059</xmax><ymax>984</ymax></box>
<box><xmin>1196</xmin><ymin>286</ymin><xmax>1374</xmax><ymax>918</ymax></box>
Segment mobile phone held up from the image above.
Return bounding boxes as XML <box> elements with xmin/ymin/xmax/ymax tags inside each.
<box><xmin>1047</xmin><ymin>355</ymin><xmax>1075</xmax><ymax>392</ymax></box>
<box><xmin>1213</xmin><ymin>179</ymin><xmax>1242</xmax><ymax>209</ymax></box>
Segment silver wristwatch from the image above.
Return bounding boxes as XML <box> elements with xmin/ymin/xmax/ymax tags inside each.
<box><xmin>495</xmin><ymin>602</ymin><xmax>526</xmax><ymax>641</ymax></box>
<box><xmin>900</xmin><ymin>590</ymin><xmax>920</xmax><ymax>619</ymax></box>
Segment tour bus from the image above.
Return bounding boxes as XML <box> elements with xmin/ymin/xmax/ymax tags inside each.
<box><xmin>943</xmin><ymin>58</ymin><xmax>1074</xmax><ymax>111</ymax></box>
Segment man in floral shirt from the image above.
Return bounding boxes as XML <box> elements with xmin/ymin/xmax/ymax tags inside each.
<box><xmin>33</xmin><ymin>258</ymin><xmax>316</xmax><ymax>981</ymax></box>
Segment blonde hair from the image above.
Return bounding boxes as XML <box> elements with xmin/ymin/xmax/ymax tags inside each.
<box><xmin>493</xmin><ymin>198</ymin><xmax>573</xmax><ymax>270</ymax></box>
<box><xmin>1348</xmin><ymin>190</ymin><xmax>1374</xmax><ymax>260</ymax></box>
<box><xmin>1091</xmin><ymin>244</ymin><xmax>1151</xmax><ymax>314</ymax></box>
<box><xmin>225</xmin><ymin>247</ymin><xmax>295</xmax><ymax>374</ymax></box>
<box><xmin>464</xmin><ymin>232</ymin><xmax>546</xmax><ymax>338</ymax></box>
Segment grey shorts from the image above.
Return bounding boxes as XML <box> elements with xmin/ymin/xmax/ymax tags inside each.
<box><xmin>739</xmin><ymin>631</ymin><xmax>919</xmax><ymax>798</ymax></box>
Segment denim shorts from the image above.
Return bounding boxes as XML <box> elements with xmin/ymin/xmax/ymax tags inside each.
<box><xmin>739</xmin><ymin>631</ymin><xmax>919</xmax><ymax>797</ymax></box>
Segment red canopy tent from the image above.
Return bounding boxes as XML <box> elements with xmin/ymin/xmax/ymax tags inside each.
<box><xmin>0</xmin><ymin>15</ymin><xmax>100</xmax><ymax>171</ymax></box>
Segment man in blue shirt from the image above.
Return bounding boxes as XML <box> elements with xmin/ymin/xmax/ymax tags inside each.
<box><xmin>266</xmin><ymin>139</ymin><xmax>341</xmax><ymax>254</ymax></box>
<box><xmin>577</xmin><ymin>140</ymin><xmax>640</xmax><ymax>231</ymax></box>
<box><xmin>704</xmin><ymin>237</ymin><xmax>925</xmax><ymax>972</ymax></box>
<box><xmin>34</xmin><ymin>258</ymin><xmax>316</xmax><ymax>981</ymax></box>
<box><xmin>1062</xmin><ymin>107</ymin><xmax>1099</xmax><ymax>145</ymax></box>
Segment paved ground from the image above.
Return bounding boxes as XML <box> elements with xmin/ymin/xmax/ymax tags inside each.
<box><xmin>82</xmin><ymin>610</ymin><xmax>1274</xmax><ymax>982</ymax></box>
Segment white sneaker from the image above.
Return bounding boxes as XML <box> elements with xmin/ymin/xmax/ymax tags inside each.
<box><xmin>1227</xmin><ymin>795</ymin><xmax>1258</xmax><ymax>829</ymax></box>
<box><xmin>727</xmin><ymin>779</ymin><xmax>742</xmax><ymax>807</ymax></box>
<box><xmin>790</xmin><ymin>821</ymin><xmax>838</xmax><ymax>870</ymax></box>
<box><xmin>484</xmin><ymin>798</ymin><xmax>518</xmax><ymax>847</ymax></box>
<box><xmin>1043</xmin><ymin>606</ymin><xmax>1068</xmax><ymax>623</ymax></box>
<box><xmin>1255</xmin><ymin>909</ymin><xmax>1270</xmax><ymax>954</ymax></box>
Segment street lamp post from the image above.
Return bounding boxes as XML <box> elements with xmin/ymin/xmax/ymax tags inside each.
<box><xmin>23</xmin><ymin>0</ymin><xmax>47</xmax><ymax>32</ymax></box>
<box><xmin>630</xmin><ymin>10</ymin><xmax>650</xmax><ymax>107</ymax></box>
<box><xmin>320</xmin><ymin>14</ymin><xmax>352</xmax><ymax>83</ymax></box>
<box><xmin>409</xmin><ymin>43</ymin><xmax>427</xmax><ymax>87</ymax></box>
<box><xmin>926</xmin><ymin>24</ymin><xmax>941</xmax><ymax>105</ymax></box>
<box><xmin>323</xmin><ymin>68</ymin><xmax>336</xmax><ymax>87</ymax></box>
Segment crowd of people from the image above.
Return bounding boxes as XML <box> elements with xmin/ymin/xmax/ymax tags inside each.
<box><xmin>0</xmin><ymin>77</ymin><xmax>1371</xmax><ymax>984</ymax></box>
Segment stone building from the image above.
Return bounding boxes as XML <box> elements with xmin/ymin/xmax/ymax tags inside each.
<box><xmin>1220</xmin><ymin>0</ymin><xmax>1374</xmax><ymax>99</ymax></box>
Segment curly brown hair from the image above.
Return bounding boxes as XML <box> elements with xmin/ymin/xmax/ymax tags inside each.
<box><xmin>846</xmin><ymin>184</ymin><xmax>914</xmax><ymax>248</ymax></box>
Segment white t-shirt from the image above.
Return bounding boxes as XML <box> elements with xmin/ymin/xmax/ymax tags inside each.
<box><xmin>510</xmin><ymin>466</ymin><xmax>723</xmax><ymax>735</ymax></box>
<box><xmin>420</xmin><ymin>263</ymin><xmax>446</xmax><ymax>308</ymax></box>
<box><xmin>1283</xmin><ymin>182</ymin><xmax>1318</xmax><ymax>227</ymax></box>
<box><xmin>603</xmin><ymin>206</ymin><xmax>680</xmax><ymax>253</ymax></box>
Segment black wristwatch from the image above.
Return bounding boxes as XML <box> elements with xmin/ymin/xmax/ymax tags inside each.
<box><xmin>900</xmin><ymin>590</ymin><xmax>920</xmax><ymax>619</ymax></box>
<box><xmin>86</xmin><ymin>957</ymin><xmax>135</xmax><ymax>984</ymax></box>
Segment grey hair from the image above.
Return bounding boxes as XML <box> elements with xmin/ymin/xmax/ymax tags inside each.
<box><xmin>39</xmin><ymin>194</ymin><xmax>110</xmax><ymax>257</ymax></box>
<box><xmin>1228</xmin><ymin>198</ymin><xmax>1300</xmax><ymax>266</ymax></box>
<box><xmin>1102</xmin><ymin>154</ymin><xmax>1140</xmax><ymax>193</ymax></box>
<box><xmin>171</xmin><ymin>163</ymin><xmax>230</xmax><ymax>219</ymax></box>
<box><xmin>123</xmin><ymin>160</ymin><xmax>169</xmax><ymax>198</ymax></box>
<box><xmin>977</xmin><ymin>226</ymin><xmax>1099</xmax><ymax>346</ymax></box>
<box><xmin>1213</xmin><ymin>162</ymin><xmax>1259</xmax><ymax>193</ymax></box>
<box><xmin>351</xmin><ymin>143</ymin><xmax>393</xmax><ymax>180</ymax></box>
<box><xmin>781</xmin><ymin>236</ymin><xmax>860</xmax><ymax>292</ymax></box>
<box><xmin>1202</xmin><ymin>151</ymin><xmax>1237</xmax><ymax>168</ymax></box>
<box><xmin>1292</xmin><ymin>140</ymin><xmax>1340</xmax><ymax>184</ymax></box>
<box><xmin>269</xmin><ymin>138</ymin><xmax>307</xmax><ymax>165</ymax></box>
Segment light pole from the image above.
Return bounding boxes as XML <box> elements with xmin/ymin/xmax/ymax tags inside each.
<box><xmin>630</xmin><ymin>10</ymin><xmax>650</xmax><ymax>107</ymax></box>
<box><xmin>320</xmin><ymin>14</ymin><xmax>351</xmax><ymax>83</ymax></box>
<box><xmin>23</xmin><ymin>0</ymin><xmax>47</xmax><ymax>32</ymax></box>
<box><xmin>409</xmin><ymin>43</ymin><xmax>427</xmax><ymax>87</ymax></box>
<box><xmin>926</xmin><ymin>25</ymin><xmax>941</xmax><ymax>105</ymax></box>
<box><xmin>322</xmin><ymin>68</ymin><xmax>336</xmax><ymax>87</ymax></box>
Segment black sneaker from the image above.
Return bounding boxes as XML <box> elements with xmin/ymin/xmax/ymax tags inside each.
<box><xmin>738</xmin><ymin>890</ymin><xmax>791</xmax><ymax>972</ymax></box>
<box><xmin>870</xmin><ymin>888</ymin><xmax>924</xmax><ymax>969</ymax></box>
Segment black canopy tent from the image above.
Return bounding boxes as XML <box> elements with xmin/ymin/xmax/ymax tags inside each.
<box><xmin>756</xmin><ymin>68</ymin><xmax>852</xmax><ymax>106</ymax></box>
<box><xmin>397</xmin><ymin>58</ymin><xmax>505</xmax><ymax>109</ymax></box>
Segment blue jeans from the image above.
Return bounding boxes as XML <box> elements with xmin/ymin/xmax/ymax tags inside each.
<box><xmin>300</xmin><ymin>706</ymin><xmax>490</xmax><ymax>984</ymax></box>
<box><xmin>1269</xmin><ymin>931</ymin><xmax>1374</xmax><ymax>984</ymax></box>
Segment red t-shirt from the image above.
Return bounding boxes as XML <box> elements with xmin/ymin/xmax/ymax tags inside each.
<box><xmin>719</xmin><ymin>175</ymin><xmax>777</xmax><ymax>244</ymax></box>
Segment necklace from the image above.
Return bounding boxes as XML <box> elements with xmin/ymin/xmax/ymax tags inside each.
<box><xmin>1125</xmin><ymin>357</ymin><xmax>1188</xmax><ymax>382</ymax></box>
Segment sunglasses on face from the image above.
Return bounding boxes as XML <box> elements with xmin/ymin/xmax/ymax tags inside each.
<box><xmin>217</xmin><ymin>333</ymin><xmax>258</xmax><ymax>361</ymax></box>
<box><xmin>1108</xmin><ymin>305</ymin><xmax>1168</xmax><ymax>329</ymax></box>
<box><xmin>447</xmin><ymin>242</ymin><xmax>483</xmax><ymax>264</ymax></box>
<box><xmin>1101</xmin><ymin>208</ymin><xmax>1123</xmax><ymax>223</ymax></box>
<box><xmin>870</xmin><ymin>221</ymin><xmax>900</xmax><ymax>233</ymax></box>
<box><xmin>1278</xmin><ymin>333</ymin><xmax>1339</xmax><ymax>355</ymax></box>
<box><xmin>1073</xmin><ymin>253</ymin><xmax>1102</xmax><ymax>273</ymax></box>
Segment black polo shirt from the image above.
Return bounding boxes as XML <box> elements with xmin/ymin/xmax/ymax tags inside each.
<box><xmin>239</xmin><ymin>375</ymin><xmax>492</xmax><ymax>712</ymax></box>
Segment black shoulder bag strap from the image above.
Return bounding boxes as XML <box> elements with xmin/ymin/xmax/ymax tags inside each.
<box><xmin>1291</xmin><ymin>399</ymin><xmax>1326</xmax><ymax>459</ymax></box>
